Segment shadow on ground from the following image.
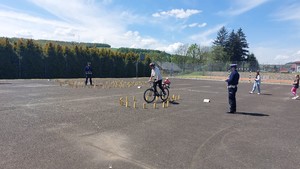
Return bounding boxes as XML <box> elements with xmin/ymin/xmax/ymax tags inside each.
<box><xmin>169</xmin><ymin>101</ymin><xmax>180</xmax><ymax>105</ymax></box>
<box><xmin>260</xmin><ymin>93</ymin><xmax>272</xmax><ymax>96</ymax></box>
<box><xmin>227</xmin><ymin>112</ymin><xmax>269</xmax><ymax>117</ymax></box>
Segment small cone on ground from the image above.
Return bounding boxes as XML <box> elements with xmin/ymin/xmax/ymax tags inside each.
<box><xmin>119</xmin><ymin>97</ymin><xmax>124</xmax><ymax>106</ymax></box>
<box><xmin>153</xmin><ymin>103</ymin><xmax>156</xmax><ymax>109</ymax></box>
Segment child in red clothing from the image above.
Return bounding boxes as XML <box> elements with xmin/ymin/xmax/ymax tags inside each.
<box><xmin>291</xmin><ymin>74</ymin><xmax>299</xmax><ymax>99</ymax></box>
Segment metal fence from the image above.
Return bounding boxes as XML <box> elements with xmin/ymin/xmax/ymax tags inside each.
<box><xmin>156</xmin><ymin>61</ymin><xmax>300</xmax><ymax>83</ymax></box>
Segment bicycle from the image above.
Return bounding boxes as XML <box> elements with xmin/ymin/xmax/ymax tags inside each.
<box><xmin>143</xmin><ymin>80</ymin><xmax>170</xmax><ymax>103</ymax></box>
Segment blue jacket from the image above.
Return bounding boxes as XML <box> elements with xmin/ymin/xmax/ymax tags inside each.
<box><xmin>85</xmin><ymin>66</ymin><xmax>93</xmax><ymax>74</ymax></box>
<box><xmin>227</xmin><ymin>70</ymin><xmax>240</xmax><ymax>86</ymax></box>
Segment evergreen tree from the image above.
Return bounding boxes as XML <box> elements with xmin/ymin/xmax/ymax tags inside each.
<box><xmin>225</xmin><ymin>28</ymin><xmax>249</xmax><ymax>62</ymax></box>
<box><xmin>125</xmin><ymin>53</ymin><xmax>136</xmax><ymax>77</ymax></box>
<box><xmin>0</xmin><ymin>37</ymin><xmax>152</xmax><ymax>79</ymax></box>
<box><xmin>24</xmin><ymin>39</ymin><xmax>44</xmax><ymax>78</ymax></box>
<box><xmin>236</xmin><ymin>28</ymin><xmax>249</xmax><ymax>61</ymax></box>
<box><xmin>112</xmin><ymin>55</ymin><xmax>126</xmax><ymax>77</ymax></box>
<box><xmin>0</xmin><ymin>38</ymin><xmax>19</xmax><ymax>79</ymax></box>
<box><xmin>44</xmin><ymin>43</ymin><xmax>66</xmax><ymax>78</ymax></box>
<box><xmin>247</xmin><ymin>53</ymin><xmax>259</xmax><ymax>71</ymax></box>
<box><xmin>14</xmin><ymin>39</ymin><xmax>26</xmax><ymax>78</ymax></box>
<box><xmin>213</xmin><ymin>26</ymin><xmax>228</xmax><ymax>48</ymax></box>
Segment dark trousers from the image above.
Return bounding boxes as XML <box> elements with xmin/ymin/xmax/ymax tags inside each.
<box><xmin>228</xmin><ymin>87</ymin><xmax>237</xmax><ymax>112</ymax></box>
<box><xmin>153</xmin><ymin>80</ymin><xmax>165</xmax><ymax>95</ymax></box>
<box><xmin>85</xmin><ymin>74</ymin><xmax>93</xmax><ymax>85</ymax></box>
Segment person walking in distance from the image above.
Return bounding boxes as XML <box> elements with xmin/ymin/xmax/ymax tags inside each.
<box><xmin>85</xmin><ymin>62</ymin><xmax>93</xmax><ymax>85</ymax></box>
<box><xmin>225</xmin><ymin>64</ymin><xmax>240</xmax><ymax>113</ymax></box>
<box><xmin>149</xmin><ymin>62</ymin><xmax>166</xmax><ymax>96</ymax></box>
<box><xmin>249</xmin><ymin>70</ymin><xmax>261</xmax><ymax>94</ymax></box>
<box><xmin>291</xmin><ymin>74</ymin><xmax>299</xmax><ymax>99</ymax></box>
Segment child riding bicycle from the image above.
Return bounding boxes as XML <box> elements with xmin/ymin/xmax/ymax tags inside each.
<box><xmin>149</xmin><ymin>62</ymin><xmax>166</xmax><ymax>96</ymax></box>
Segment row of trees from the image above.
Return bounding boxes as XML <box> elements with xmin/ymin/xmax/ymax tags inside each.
<box><xmin>152</xmin><ymin>26</ymin><xmax>259</xmax><ymax>72</ymax></box>
<box><xmin>0</xmin><ymin>26</ymin><xmax>259</xmax><ymax>79</ymax></box>
<box><xmin>0</xmin><ymin>38</ymin><xmax>151</xmax><ymax>79</ymax></box>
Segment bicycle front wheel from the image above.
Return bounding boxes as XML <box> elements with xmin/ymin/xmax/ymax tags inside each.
<box><xmin>160</xmin><ymin>87</ymin><xmax>169</xmax><ymax>102</ymax></box>
<box><xmin>144</xmin><ymin>88</ymin><xmax>156</xmax><ymax>103</ymax></box>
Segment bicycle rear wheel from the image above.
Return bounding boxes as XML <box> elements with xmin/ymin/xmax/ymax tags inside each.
<box><xmin>160</xmin><ymin>87</ymin><xmax>169</xmax><ymax>102</ymax></box>
<box><xmin>144</xmin><ymin>88</ymin><xmax>156</xmax><ymax>103</ymax></box>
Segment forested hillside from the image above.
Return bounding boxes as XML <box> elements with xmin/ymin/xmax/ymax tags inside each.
<box><xmin>0</xmin><ymin>38</ymin><xmax>152</xmax><ymax>79</ymax></box>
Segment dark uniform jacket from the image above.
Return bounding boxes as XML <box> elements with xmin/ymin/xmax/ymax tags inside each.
<box><xmin>227</xmin><ymin>70</ymin><xmax>240</xmax><ymax>86</ymax></box>
<box><xmin>85</xmin><ymin>66</ymin><xmax>93</xmax><ymax>75</ymax></box>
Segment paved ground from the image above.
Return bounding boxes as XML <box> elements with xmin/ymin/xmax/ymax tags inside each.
<box><xmin>0</xmin><ymin>78</ymin><xmax>299</xmax><ymax>169</ymax></box>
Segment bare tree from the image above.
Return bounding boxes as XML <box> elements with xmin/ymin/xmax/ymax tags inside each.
<box><xmin>174</xmin><ymin>43</ymin><xmax>189</xmax><ymax>72</ymax></box>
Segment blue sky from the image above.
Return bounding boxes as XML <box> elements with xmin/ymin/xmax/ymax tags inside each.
<box><xmin>0</xmin><ymin>0</ymin><xmax>299</xmax><ymax>64</ymax></box>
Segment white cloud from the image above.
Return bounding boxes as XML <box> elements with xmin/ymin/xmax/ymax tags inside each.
<box><xmin>274</xmin><ymin>55</ymin><xmax>290</xmax><ymax>61</ymax></box>
<box><xmin>219</xmin><ymin>0</ymin><xmax>270</xmax><ymax>16</ymax></box>
<box><xmin>198</xmin><ymin>23</ymin><xmax>207</xmax><ymax>28</ymax></box>
<box><xmin>123</xmin><ymin>31</ymin><xmax>158</xmax><ymax>49</ymax></box>
<box><xmin>156</xmin><ymin>42</ymin><xmax>184</xmax><ymax>54</ymax></box>
<box><xmin>187</xmin><ymin>22</ymin><xmax>207</xmax><ymax>28</ymax></box>
<box><xmin>181</xmin><ymin>22</ymin><xmax>207</xmax><ymax>29</ymax></box>
<box><xmin>189</xmin><ymin>24</ymin><xmax>225</xmax><ymax>46</ymax></box>
<box><xmin>15</xmin><ymin>30</ymin><xmax>33</xmax><ymax>38</ymax></box>
<box><xmin>274</xmin><ymin>3</ymin><xmax>300</xmax><ymax>21</ymax></box>
<box><xmin>152</xmin><ymin>9</ymin><xmax>201</xmax><ymax>19</ymax></box>
<box><xmin>188</xmin><ymin>23</ymin><xmax>198</xmax><ymax>27</ymax></box>
<box><xmin>0</xmin><ymin>0</ymin><xmax>157</xmax><ymax>48</ymax></box>
<box><xmin>54</xmin><ymin>27</ymin><xmax>76</xmax><ymax>37</ymax></box>
<box><xmin>251</xmin><ymin>46</ymin><xmax>300</xmax><ymax>64</ymax></box>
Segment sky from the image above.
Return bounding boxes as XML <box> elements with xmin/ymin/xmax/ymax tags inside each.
<box><xmin>0</xmin><ymin>0</ymin><xmax>299</xmax><ymax>64</ymax></box>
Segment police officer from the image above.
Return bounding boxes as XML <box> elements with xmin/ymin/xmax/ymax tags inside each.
<box><xmin>225</xmin><ymin>64</ymin><xmax>240</xmax><ymax>113</ymax></box>
<box><xmin>85</xmin><ymin>62</ymin><xmax>93</xmax><ymax>85</ymax></box>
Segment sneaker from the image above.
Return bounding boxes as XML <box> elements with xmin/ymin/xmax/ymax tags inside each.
<box><xmin>257</xmin><ymin>93</ymin><xmax>260</xmax><ymax>95</ymax></box>
<box><xmin>249</xmin><ymin>91</ymin><xmax>253</xmax><ymax>94</ymax></box>
<box><xmin>292</xmin><ymin>97</ymin><xmax>296</xmax><ymax>100</ymax></box>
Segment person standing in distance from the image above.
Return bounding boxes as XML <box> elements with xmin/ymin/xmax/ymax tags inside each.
<box><xmin>291</xmin><ymin>74</ymin><xmax>299</xmax><ymax>99</ymax></box>
<box><xmin>225</xmin><ymin>64</ymin><xmax>240</xmax><ymax>113</ymax></box>
<box><xmin>249</xmin><ymin>70</ymin><xmax>261</xmax><ymax>94</ymax></box>
<box><xmin>85</xmin><ymin>62</ymin><xmax>93</xmax><ymax>85</ymax></box>
<box><xmin>149</xmin><ymin>62</ymin><xmax>166</xmax><ymax>96</ymax></box>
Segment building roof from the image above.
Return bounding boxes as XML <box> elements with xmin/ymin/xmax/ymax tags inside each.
<box><xmin>294</xmin><ymin>61</ymin><xmax>300</xmax><ymax>64</ymax></box>
<box><xmin>286</xmin><ymin>61</ymin><xmax>300</xmax><ymax>64</ymax></box>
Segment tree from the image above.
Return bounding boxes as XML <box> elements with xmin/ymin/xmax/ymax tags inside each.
<box><xmin>174</xmin><ymin>44</ymin><xmax>189</xmax><ymax>72</ymax></box>
<box><xmin>187</xmin><ymin>44</ymin><xmax>200</xmax><ymax>70</ymax></box>
<box><xmin>125</xmin><ymin>53</ymin><xmax>137</xmax><ymax>77</ymax></box>
<box><xmin>211</xmin><ymin>46</ymin><xmax>228</xmax><ymax>62</ymax></box>
<box><xmin>236</xmin><ymin>28</ymin><xmax>249</xmax><ymax>61</ymax></box>
<box><xmin>14</xmin><ymin>39</ymin><xmax>26</xmax><ymax>78</ymax></box>
<box><xmin>213</xmin><ymin>27</ymin><xmax>249</xmax><ymax>63</ymax></box>
<box><xmin>43</xmin><ymin>43</ymin><xmax>67</xmax><ymax>78</ymax></box>
<box><xmin>25</xmin><ymin>39</ymin><xmax>44</xmax><ymax>78</ymax></box>
<box><xmin>247</xmin><ymin>53</ymin><xmax>259</xmax><ymax>71</ymax></box>
<box><xmin>0</xmin><ymin>38</ymin><xmax>19</xmax><ymax>79</ymax></box>
<box><xmin>213</xmin><ymin>26</ymin><xmax>228</xmax><ymax>48</ymax></box>
<box><xmin>0</xmin><ymin>37</ymin><xmax>153</xmax><ymax>79</ymax></box>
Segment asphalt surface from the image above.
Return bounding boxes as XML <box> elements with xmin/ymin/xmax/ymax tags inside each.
<box><xmin>0</xmin><ymin>78</ymin><xmax>299</xmax><ymax>169</ymax></box>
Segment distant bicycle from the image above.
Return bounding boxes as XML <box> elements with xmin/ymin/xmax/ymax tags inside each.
<box><xmin>143</xmin><ymin>79</ymin><xmax>170</xmax><ymax>103</ymax></box>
